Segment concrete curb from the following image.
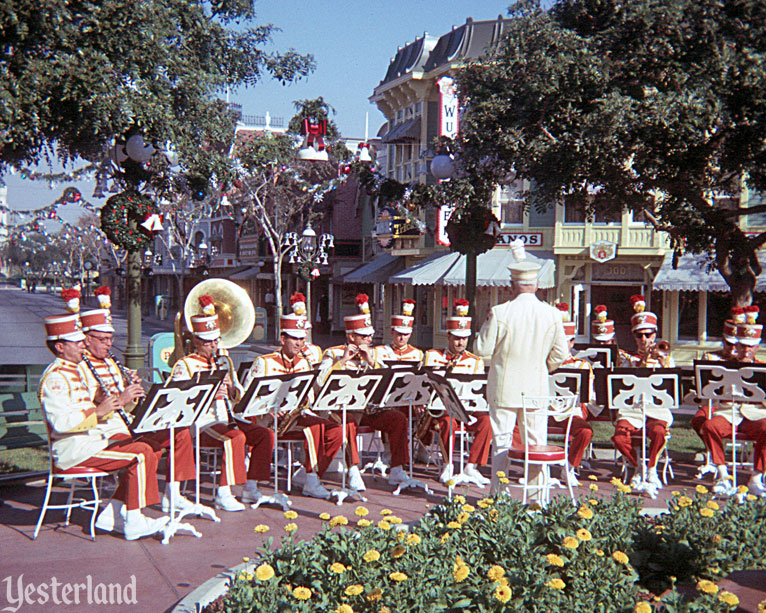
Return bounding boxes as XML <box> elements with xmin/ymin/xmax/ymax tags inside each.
<box><xmin>171</xmin><ymin>562</ymin><xmax>244</xmax><ymax>613</ymax></box>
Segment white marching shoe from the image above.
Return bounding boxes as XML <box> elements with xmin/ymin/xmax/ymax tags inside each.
<box><xmin>564</xmin><ymin>465</ymin><xmax>580</xmax><ymax>487</ymax></box>
<box><xmin>348</xmin><ymin>465</ymin><xmax>366</xmax><ymax>491</ymax></box>
<box><xmin>291</xmin><ymin>466</ymin><xmax>307</xmax><ymax>487</ymax></box>
<box><xmin>646</xmin><ymin>467</ymin><xmax>663</xmax><ymax>490</ymax></box>
<box><xmin>240</xmin><ymin>481</ymin><xmax>263</xmax><ymax>504</ymax></box>
<box><xmin>302</xmin><ymin>473</ymin><xmax>331</xmax><ymax>500</ymax></box>
<box><xmin>95</xmin><ymin>499</ymin><xmax>125</xmax><ymax>533</ymax></box>
<box><xmin>748</xmin><ymin>474</ymin><xmax>766</xmax><ymax>497</ymax></box>
<box><xmin>388</xmin><ymin>466</ymin><xmax>409</xmax><ymax>485</ymax></box>
<box><xmin>161</xmin><ymin>493</ymin><xmax>196</xmax><ymax>513</ymax></box>
<box><xmin>712</xmin><ymin>478</ymin><xmax>736</xmax><ymax>497</ymax></box>
<box><xmin>439</xmin><ymin>463</ymin><xmax>455</xmax><ymax>484</ymax></box>
<box><xmin>123</xmin><ymin>511</ymin><xmax>169</xmax><ymax>541</ymax></box>
<box><xmin>214</xmin><ymin>488</ymin><xmax>246</xmax><ymax>512</ymax></box>
<box><xmin>629</xmin><ymin>472</ymin><xmax>642</xmax><ymax>489</ymax></box>
<box><xmin>461</xmin><ymin>464</ymin><xmax>490</xmax><ymax>487</ymax></box>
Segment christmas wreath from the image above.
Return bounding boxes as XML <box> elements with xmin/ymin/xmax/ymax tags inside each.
<box><xmin>445</xmin><ymin>205</ymin><xmax>499</xmax><ymax>255</ymax></box>
<box><xmin>100</xmin><ymin>190</ymin><xmax>159</xmax><ymax>251</ymax></box>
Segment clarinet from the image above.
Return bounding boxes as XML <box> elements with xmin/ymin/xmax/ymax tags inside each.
<box><xmin>107</xmin><ymin>350</ymin><xmax>139</xmax><ymax>388</ymax></box>
<box><xmin>81</xmin><ymin>354</ymin><xmax>134</xmax><ymax>432</ymax></box>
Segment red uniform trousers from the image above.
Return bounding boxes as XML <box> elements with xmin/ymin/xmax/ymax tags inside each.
<box><xmin>79</xmin><ymin>435</ymin><xmax>159</xmax><ymax>511</ymax></box>
<box><xmin>198</xmin><ymin>424</ymin><xmax>248</xmax><ymax>486</ymax></box>
<box><xmin>238</xmin><ymin>420</ymin><xmax>275</xmax><ymax>482</ymax></box>
<box><xmin>295</xmin><ymin>415</ymin><xmax>357</xmax><ymax>477</ymax></box>
<box><xmin>611</xmin><ymin>418</ymin><xmax>668</xmax><ymax>468</ymax></box>
<box><xmin>141</xmin><ymin>428</ymin><xmax>196</xmax><ymax>482</ymax></box>
<box><xmin>691</xmin><ymin>407</ymin><xmax>707</xmax><ymax>438</ymax></box>
<box><xmin>699</xmin><ymin>415</ymin><xmax>766</xmax><ymax>472</ymax></box>
<box><xmin>435</xmin><ymin>413</ymin><xmax>492</xmax><ymax>466</ymax></box>
<box><xmin>357</xmin><ymin>409</ymin><xmax>409</xmax><ymax>467</ymax></box>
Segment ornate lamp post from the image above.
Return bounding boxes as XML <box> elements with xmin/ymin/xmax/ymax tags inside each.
<box><xmin>282</xmin><ymin>224</ymin><xmax>334</xmax><ymax>326</ymax></box>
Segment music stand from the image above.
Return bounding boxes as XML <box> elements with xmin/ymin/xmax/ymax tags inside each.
<box><xmin>598</xmin><ymin>368</ymin><xmax>680</xmax><ymax>498</ymax></box>
<box><xmin>235</xmin><ymin>371</ymin><xmax>317</xmax><ymax>511</ymax></box>
<box><xmin>573</xmin><ymin>344</ymin><xmax>616</xmax><ymax>369</ymax></box>
<box><xmin>313</xmin><ymin>369</ymin><xmax>389</xmax><ymax>504</ymax></box>
<box><xmin>373</xmin><ymin>367</ymin><xmax>433</xmax><ymax>494</ymax></box>
<box><xmin>132</xmin><ymin>372</ymin><xmax>225</xmax><ymax>544</ymax></box>
<box><xmin>694</xmin><ymin>360</ymin><xmax>766</xmax><ymax>491</ymax></box>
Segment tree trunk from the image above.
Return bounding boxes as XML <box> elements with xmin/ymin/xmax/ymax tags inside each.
<box><xmin>728</xmin><ymin>274</ymin><xmax>755</xmax><ymax>308</ymax></box>
<box><xmin>466</xmin><ymin>250</ymin><xmax>478</xmax><ymax>351</ymax></box>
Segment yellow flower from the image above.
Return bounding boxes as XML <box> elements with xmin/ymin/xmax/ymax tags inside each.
<box><xmin>713</xmin><ymin>534</ymin><xmax>722</xmax><ymax>543</ymax></box>
<box><xmin>547</xmin><ymin>578</ymin><xmax>566</xmax><ymax>590</ymax></box>
<box><xmin>389</xmin><ymin>571</ymin><xmax>408</xmax><ymax>582</ymax></box>
<box><xmin>255</xmin><ymin>564</ymin><xmax>275</xmax><ymax>581</ymax></box>
<box><xmin>738</xmin><ymin>485</ymin><xmax>749</xmax><ymax>494</ymax></box>
<box><xmin>330</xmin><ymin>515</ymin><xmax>349</xmax><ymax>527</ymax></box>
<box><xmin>546</xmin><ymin>554</ymin><xmax>565</xmax><ymax>567</ymax></box>
<box><xmin>378</xmin><ymin>520</ymin><xmax>392</xmax><ymax>531</ymax></box>
<box><xmin>588</xmin><ymin>475</ymin><xmax>598</xmax><ymax>481</ymax></box>
<box><xmin>454</xmin><ymin>495</ymin><xmax>466</xmax><ymax>504</ymax></box>
<box><xmin>254</xmin><ymin>524</ymin><xmax>270</xmax><ymax>533</ymax></box>
<box><xmin>387</xmin><ymin>515</ymin><xmax>403</xmax><ymax>525</ymax></box>
<box><xmin>357</xmin><ymin>519</ymin><xmax>372</xmax><ymax>528</ymax></box>
<box><xmin>477</xmin><ymin>498</ymin><xmax>494</xmax><ymax>508</ymax></box>
<box><xmin>562</xmin><ymin>536</ymin><xmax>579</xmax><ymax>549</ymax></box>
<box><xmin>696</xmin><ymin>484</ymin><xmax>709</xmax><ymax>494</ymax></box>
<box><xmin>330</xmin><ymin>562</ymin><xmax>346</xmax><ymax>574</ymax></box>
<box><xmin>396</xmin><ymin>530</ymin><xmax>406</xmax><ymax>542</ymax></box>
<box><xmin>363</xmin><ymin>549</ymin><xmax>381</xmax><ymax>563</ymax></box>
<box><xmin>380</xmin><ymin>608</ymin><xmax>391</xmax><ymax>613</ymax></box>
<box><xmin>677</xmin><ymin>496</ymin><xmax>693</xmax><ymax>508</ymax></box>
<box><xmin>380</xmin><ymin>509</ymin><xmax>392</xmax><ymax>516</ymax></box>
<box><xmin>284</xmin><ymin>523</ymin><xmax>298</xmax><ymax>533</ymax></box>
<box><xmin>494</xmin><ymin>583</ymin><xmax>512</xmax><ymax>603</ymax></box>
<box><xmin>284</xmin><ymin>510</ymin><xmax>298</xmax><ymax>519</ymax></box>
<box><xmin>612</xmin><ymin>551</ymin><xmax>629</xmax><ymax>565</ymax></box>
<box><xmin>576</xmin><ymin>528</ymin><xmax>592</xmax><ymax>542</ymax></box>
<box><xmin>589</xmin><ymin>483</ymin><xmax>599</xmax><ymax>491</ymax></box>
<box><xmin>453</xmin><ymin>557</ymin><xmax>470</xmax><ymax>582</ymax></box>
<box><xmin>700</xmin><ymin>508</ymin><xmax>715</xmax><ymax>518</ymax></box>
<box><xmin>718</xmin><ymin>591</ymin><xmax>739</xmax><ymax>607</ymax></box>
<box><xmin>634</xmin><ymin>602</ymin><xmax>652</xmax><ymax>613</ymax></box>
<box><xmin>441</xmin><ymin>532</ymin><xmax>451</xmax><ymax>543</ymax></box>
<box><xmin>319</xmin><ymin>512</ymin><xmax>331</xmax><ymax>520</ymax></box>
<box><xmin>335</xmin><ymin>605</ymin><xmax>354</xmax><ymax>613</ymax></box>
<box><xmin>392</xmin><ymin>544</ymin><xmax>406</xmax><ymax>559</ymax></box>
<box><xmin>345</xmin><ymin>584</ymin><xmax>364</xmax><ymax>596</ymax></box>
<box><xmin>747</xmin><ymin>494</ymin><xmax>757</xmax><ymax>502</ymax></box>
<box><xmin>496</xmin><ymin>471</ymin><xmax>506</xmax><ymax>478</ymax></box>
<box><xmin>706</xmin><ymin>500</ymin><xmax>720</xmax><ymax>510</ymax></box>
<box><xmin>293</xmin><ymin>586</ymin><xmax>312</xmax><ymax>600</ymax></box>
<box><xmin>407</xmin><ymin>533</ymin><xmax>421</xmax><ymax>545</ymax></box>
<box><xmin>577</xmin><ymin>506</ymin><xmax>594</xmax><ymax>519</ymax></box>
<box><xmin>447</xmin><ymin>521</ymin><xmax>461</xmax><ymax>529</ymax></box>
<box><xmin>457</xmin><ymin>512</ymin><xmax>470</xmax><ymax>524</ymax></box>
<box><xmin>487</xmin><ymin>565</ymin><xmax>506</xmax><ymax>581</ymax></box>
<box><xmin>610</xmin><ymin>477</ymin><xmax>623</xmax><ymax>486</ymax></box>
<box><xmin>757</xmin><ymin>598</ymin><xmax>766</xmax><ymax>613</ymax></box>
<box><xmin>366</xmin><ymin>588</ymin><xmax>383</xmax><ymax>602</ymax></box>
<box><xmin>596</xmin><ymin>549</ymin><xmax>605</xmax><ymax>557</ymax></box>
<box><xmin>588</xmin><ymin>499</ymin><xmax>599</xmax><ymax>506</ymax></box>
<box><xmin>462</xmin><ymin>503</ymin><xmax>475</xmax><ymax>513</ymax></box>
<box><xmin>242</xmin><ymin>557</ymin><xmax>250</xmax><ymax>563</ymax></box>
<box><xmin>446</xmin><ymin>479</ymin><xmax>456</xmax><ymax>487</ymax></box>
<box><xmin>488</xmin><ymin>508</ymin><xmax>499</xmax><ymax>522</ymax></box>
<box><xmin>499</xmin><ymin>477</ymin><xmax>510</xmax><ymax>484</ymax></box>
<box><xmin>354</xmin><ymin>506</ymin><xmax>369</xmax><ymax>517</ymax></box>
<box><xmin>697</xmin><ymin>579</ymin><xmax>719</xmax><ymax>595</ymax></box>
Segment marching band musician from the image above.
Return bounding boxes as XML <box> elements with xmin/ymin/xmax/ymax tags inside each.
<box><xmin>169</xmin><ymin>299</ymin><xmax>270</xmax><ymax>511</ymax></box>
<box><xmin>612</xmin><ymin>295</ymin><xmax>675</xmax><ymax>493</ymax></box>
<box><xmin>422</xmin><ymin>299</ymin><xmax>492</xmax><ymax>487</ymax></box>
<box><xmin>242</xmin><ymin>314</ymin><xmax>357</xmax><ymax>500</ymax></box>
<box><xmin>78</xmin><ymin>301</ymin><xmax>197</xmax><ymax>532</ymax></box>
<box><xmin>38</xmin><ymin>313</ymin><xmax>168</xmax><ymax>540</ymax></box>
<box><xmin>554</xmin><ymin>304</ymin><xmax>594</xmax><ymax>486</ymax></box>
<box><xmin>289</xmin><ymin>292</ymin><xmax>322</xmax><ymax>365</ymax></box>
<box><xmin>591</xmin><ymin>304</ymin><xmax>616</xmax><ymax>346</ymax></box>
<box><xmin>698</xmin><ymin>306</ymin><xmax>766</xmax><ymax>497</ymax></box>
<box><xmin>318</xmin><ymin>294</ymin><xmax>412</xmax><ymax>489</ymax></box>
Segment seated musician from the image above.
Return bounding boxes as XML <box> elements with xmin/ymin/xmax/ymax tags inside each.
<box><xmin>554</xmin><ymin>304</ymin><xmax>594</xmax><ymax>486</ymax></box>
<box><xmin>699</xmin><ymin>307</ymin><xmax>766</xmax><ymax>497</ymax></box>
<box><xmin>612</xmin><ymin>295</ymin><xmax>675</xmax><ymax>492</ymax></box>
<box><xmin>78</xmin><ymin>302</ymin><xmax>196</xmax><ymax>532</ymax></box>
<box><xmin>422</xmin><ymin>299</ymin><xmax>491</xmax><ymax>487</ymax></box>
<box><xmin>169</xmin><ymin>298</ymin><xmax>270</xmax><ymax>511</ymax></box>
<box><xmin>318</xmin><ymin>294</ymin><xmax>411</xmax><ymax>488</ymax></box>
<box><xmin>39</xmin><ymin>313</ymin><xmax>167</xmax><ymax>540</ymax></box>
<box><xmin>243</xmin><ymin>314</ymin><xmax>357</xmax><ymax>499</ymax></box>
<box><xmin>591</xmin><ymin>304</ymin><xmax>617</xmax><ymax>348</ymax></box>
<box><xmin>288</xmin><ymin>292</ymin><xmax>322</xmax><ymax>365</ymax></box>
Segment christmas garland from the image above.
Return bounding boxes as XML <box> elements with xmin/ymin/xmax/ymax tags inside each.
<box><xmin>296</xmin><ymin>261</ymin><xmax>315</xmax><ymax>282</ymax></box>
<box><xmin>100</xmin><ymin>190</ymin><xmax>159</xmax><ymax>251</ymax></box>
<box><xmin>445</xmin><ymin>205</ymin><xmax>499</xmax><ymax>255</ymax></box>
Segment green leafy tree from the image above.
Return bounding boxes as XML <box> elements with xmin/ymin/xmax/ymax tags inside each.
<box><xmin>457</xmin><ymin>0</ymin><xmax>766</xmax><ymax>305</ymax></box>
<box><xmin>0</xmin><ymin>0</ymin><xmax>315</xmax><ymax>181</ymax></box>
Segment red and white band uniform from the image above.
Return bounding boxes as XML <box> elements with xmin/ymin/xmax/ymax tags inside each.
<box><xmin>554</xmin><ymin>355</ymin><xmax>595</xmax><ymax>469</ymax></box>
<box><xmin>318</xmin><ymin>347</ymin><xmax>410</xmax><ymax>472</ymax></box>
<box><xmin>40</xmin><ymin>357</ymin><xmax>161</xmax><ymax>512</ymax></box>
<box><xmin>374</xmin><ymin>343</ymin><xmax>424</xmax><ymax>363</ymax></box>
<box><xmin>243</xmin><ymin>350</ymin><xmax>356</xmax><ymax>480</ymax></box>
<box><xmin>80</xmin><ymin>349</ymin><xmax>196</xmax><ymax>486</ymax></box>
<box><xmin>170</xmin><ymin>352</ymin><xmax>270</xmax><ymax>495</ymax></box>
<box><xmin>421</xmin><ymin>348</ymin><xmax>492</xmax><ymax>469</ymax></box>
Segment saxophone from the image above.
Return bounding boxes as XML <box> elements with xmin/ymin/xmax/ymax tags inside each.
<box><xmin>415</xmin><ymin>351</ymin><xmax>463</xmax><ymax>439</ymax></box>
<box><xmin>81</xmin><ymin>354</ymin><xmax>134</xmax><ymax>432</ymax></box>
<box><xmin>276</xmin><ymin>348</ymin><xmax>312</xmax><ymax>437</ymax></box>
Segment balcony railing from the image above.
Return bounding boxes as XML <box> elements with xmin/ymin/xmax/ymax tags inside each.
<box><xmin>554</xmin><ymin>224</ymin><xmax>668</xmax><ymax>253</ymax></box>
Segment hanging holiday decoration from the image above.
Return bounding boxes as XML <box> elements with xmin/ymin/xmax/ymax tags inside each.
<box><xmin>297</xmin><ymin>119</ymin><xmax>329</xmax><ymax>161</ymax></box>
<box><xmin>445</xmin><ymin>205</ymin><xmax>500</xmax><ymax>255</ymax></box>
<box><xmin>100</xmin><ymin>189</ymin><xmax>160</xmax><ymax>251</ymax></box>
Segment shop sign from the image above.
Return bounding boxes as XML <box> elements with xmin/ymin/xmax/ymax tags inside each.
<box><xmin>436</xmin><ymin>205</ymin><xmax>455</xmax><ymax>246</ymax></box>
<box><xmin>496</xmin><ymin>232</ymin><xmax>543</xmax><ymax>247</ymax></box>
<box><xmin>438</xmin><ymin>77</ymin><xmax>459</xmax><ymax>138</ymax></box>
<box><xmin>589</xmin><ymin>240</ymin><xmax>617</xmax><ymax>263</ymax></box>
<box><xmin>591</xmin><ymin>263</ymin><xmax>645</xmax><ymax>281</ymax></box>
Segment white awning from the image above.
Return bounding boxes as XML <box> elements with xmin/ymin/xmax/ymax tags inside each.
<box><xmin>389</xmin><ymin>249</ymin><xmax>556</xmax><ymax>288</ymax></box>
<box><xmin>342</xmin><ymin>254</ymin><xmax>404</xmax><ymax>284</ymax></box>
<box><xmin>652</xmin><ymin>252</ymin><xmax>766</xmax><ymax>292</ymax></box>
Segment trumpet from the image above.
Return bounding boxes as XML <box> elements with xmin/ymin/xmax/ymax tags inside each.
<box><xmin>642</xmin><ymin>340</ymin><xmax>672</xmax><ymax>367</ymax></box>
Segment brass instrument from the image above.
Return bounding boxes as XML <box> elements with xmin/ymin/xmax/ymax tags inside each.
<box><xmin>642</xmin><ymin>340</ymin><xmax>671</xmax><ymax>367</ymax></box>
<box><xmin>275</xmin><ymin>348</ymin><xmax>315</xmax><ymax>436</ymax></box>
<box><xmin>81</xmin><ymin>354</ymin><xmax>134</xmax><ymax>432</ymax></box>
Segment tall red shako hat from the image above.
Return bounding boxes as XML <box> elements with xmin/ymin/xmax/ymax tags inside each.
<box><xmin>556</xmin><ymin>303</ymin><xmax>576</xmax><ymax>339</ymax></box>
<box><xmin>344</xmin><ymin>293</ymin><xmax>374</xmax><ymax>335</ymax></box>
<box><xmin>446</xmin><ymin>299</ymin><xmax>471</xmax><ymax>337</ymax></box>
<box><xmin>591</xmin><ymin>304</ymin><xmax>615</xmax><ymax>341</ymax></box>
<box><xmin>630</xmin><ymin>294</ymin><xmax>657</xmax><ymax>332</ymax></box>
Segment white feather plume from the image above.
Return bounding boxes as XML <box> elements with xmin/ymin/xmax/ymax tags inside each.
<box><xmin>510</xmin><ymin>238</ymin><xmax>526</xmax><ymax>262</ymax></box>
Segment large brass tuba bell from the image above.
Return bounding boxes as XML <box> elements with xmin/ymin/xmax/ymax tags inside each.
<box><xmin>183</xmin><ymin>279</ymin><xmax>256</xmax><ymax>349</ymax></box>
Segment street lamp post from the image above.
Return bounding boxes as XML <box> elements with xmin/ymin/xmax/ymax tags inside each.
<box><xmin>282</xmin><ymin>224</ymin><xmax>334</xmax><ymax>327</ymax></box>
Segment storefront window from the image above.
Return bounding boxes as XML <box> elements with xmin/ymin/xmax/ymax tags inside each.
<box><xmin>564</xmin><ymin>202</ymin><xmax>621</xmax><ymax>224</ymax></box>
<box><xmin>746</xmin><ymin>191</ymin><xmax>766</xmax><ymax>227</ymax></box>
<box><xmin>499</xmin><ymin>183</ymin><xmax>524</xmax><ymax>225</ymax></box>
<box><xmin>678</xmin><ymin>292</ymin><xmax>699</xmax><ymax>340</ymax></box>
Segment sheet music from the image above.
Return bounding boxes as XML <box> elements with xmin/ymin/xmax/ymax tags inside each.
<box><xmin>236</xmin><ymin>372</ymin><xmax>316</xmax><ymax>418</ymax></box>
<box><xmin>375</xmin><ymin>369</ymin><xmax>432</xmax><ymax>408</ymax></box>
<box><xmin>313</xmin><ymin>370</ymin><xmax>388</xmax><ymax>412</ymax></box>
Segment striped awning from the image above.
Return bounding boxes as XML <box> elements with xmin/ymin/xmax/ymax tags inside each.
<box><xmin>652</xmin><ymin>252</ymin><xmax>766</xmax><ymax>292</ymax></box>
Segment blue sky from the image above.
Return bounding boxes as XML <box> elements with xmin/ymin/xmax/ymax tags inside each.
<box><xmin>3</xmin><ymin>1</ymin><xmax>513</xmax><ymax>216</ymax></box>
